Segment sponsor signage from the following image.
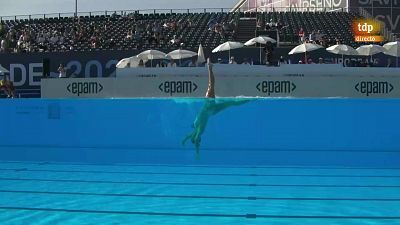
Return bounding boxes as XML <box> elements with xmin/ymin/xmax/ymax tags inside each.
<box><xmin>355</xmin><ymin>81</ymin><xmax>394</xmax><ymax>96</ymax></box>
<box><xmin>41</xmin><ymin>65</ymin><xmax>400</xmax><ymax>98</ymax></box>
<box><xmin>242</xmin><ymin>0</ymin><xmax>348</xmax><ymax>11</ymax></box>
<box><xmin>67</xmin><ymin>82</ymin><xmax>104</xmax><ymax>96</ymax></box>
<box><xmin>158</xmin><ymin>81</ymin><xmax>198</xmax><ymax>96</ymax></box>
<box><xmin>256</xmin><ymin>80</ymin><xmax>297</xmax><ymax>96</ymax></box>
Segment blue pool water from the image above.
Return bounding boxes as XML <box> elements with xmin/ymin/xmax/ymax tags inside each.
<box><xmin>0</xmin><ymin>98</ymin><xmax>400</xmax><ymax>224</ymax></box>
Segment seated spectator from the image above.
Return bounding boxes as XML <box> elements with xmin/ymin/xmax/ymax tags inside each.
<box><xmin>36</xmin><ymin>34</ymin><xmax>45</xmax><ymax>44</ymax></box>
<box><xmin>0</xmin><ymin>23</ymin><xmax>4</xmax><ymax>36</ymax></box>
<box><xmin>265</xmin><ymin>23</ymin><xmax>271</xmax><ymax>30</ymax></box>
<box><xmin>153</xmin><ymin>23</ymin><xmax>161</xmax><ymax>35</ymax></box>
<box><xmin>278</xmin><ymin>56</ymin><xmax>287</xmax><ymax>66</ymax></box>
<box><xmin>167</xmin><ymin>59</ymin><xmax>177</xmax><ymax>67</ymax></box>
<box><xmin>267</xmin><ymin>19</ymin><xmax>276</xmax><ymax>29</ymax></box>
<box><xmin>125</xmin><ymin>30</ymin><xmax>133</xmax><ymax>41</ymax></box>
<box><xmin>59</xmin><ymin>36</ymin><xmax>65</xmax><ymax>45</ymax></box>
<box><xmin>298</xmin><ymin>28</ymin><xmax>305</xmax><ymax>43</ymax></box>
<box><xmin>170</xmin><ymin>35</ymin><xmax>181</xmax><ymax>46</ymax></box>
<box><xmin>229</xmin><ymin>57</ymin><xmax>237</xmax><ymax>64</ymax></box>
<box><xmin>242</xmin><ymin>58</ymin><xmax>251</xmax><ymax>65</ymax></box>
<box><xmin>187</xmin><ymin>18</ymin><xmax>193</xmax><ymax>28</ymax></box>
<box><xmin>257</xmin><ymin>18</ymin><xmax>264</xmax><ymax>29</ymax></box>
<box><xmin>51</xmin><ymin>32</ymin><xmax>60</xmax><ymax>44</ymax></box>
<box><xmin>90</xmin><ymin>35</ymin><xmax>98</xmax><ymax>48</ymax></box>
<box><xmin>309</xmin><ymin>31</ymin><xmax>316</xmax><ymax>43</ymax></box>
<box><xmin>0</xmin><ymin>39</ymin><xmax>5</xmax><ymax>52</ymax></box>
<box><xmin>222</xmin><ymin>22</ymin><xmax>232</xmax><ymax>32</ymax></box>
<box><xmin>318</xmin><ymin>57</ymin><xmax>324</xmax><ymax>64</ymax></box>
<box><xmin>133</xmin><ymin>31</ymin><xmax>142</xmax><ymax>41</ymax></box>
<box><xmin>138</xmin><ymin>59</ymin><xmax>145</xmax><ymax>68</ymax></box>
<box><xmin>315</xmin><ymin>30</ymin><xmax>323</xmax><ymax>43</ymax></box>
<box><xmin>188</xmin><ymin>58</ymin><xmax>197</xmax><ymax>67</ymax></box>
<box><xmin>207</xmin><ymin>17</ymin><xmax>217</xmax><ymax>30</ymax></box>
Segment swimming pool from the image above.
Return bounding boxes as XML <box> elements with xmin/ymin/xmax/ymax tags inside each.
<box><xmin>0</xmin><ymin>98</ymin><xmax>400</xmax><ymax>224</ymax></box>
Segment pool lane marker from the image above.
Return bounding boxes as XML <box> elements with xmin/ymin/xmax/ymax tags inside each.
<box><xmin>1</xmin><ymin>206</ymin><xmax>400</xmax><ymax>220</ymax></box>
<box><xmin>2</xmin><ymin>161</ymin><xmax>400</xmax><ymax>170</ymax></box>
<box><xmin>3</xmin><ymin>168</ymin><xmax>400</xmax><ymax>178</ymax></box>
<box><xmin>1</xmin><ymin>177</ymin><xmax>400</xmax><ymax>188</ymax></box>
<box><xmin>1</xmin><ymin>189</ymin><xmax>400</xmax><ymax>202</ymax></box>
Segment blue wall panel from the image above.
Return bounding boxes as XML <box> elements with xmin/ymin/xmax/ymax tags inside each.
<box><xmin>0</xmin><ymin>98</ymin><xmax>399</xmax><ymax>167</ymax></box>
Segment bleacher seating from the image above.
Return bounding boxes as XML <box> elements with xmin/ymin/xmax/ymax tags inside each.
<box><xmin>0</xmin><ymin>10</ymin><xmax>365</xmax><ymax>53</ymax></box>
<box><xmin>0</xmin><ymin>12</ymin><xmax>238</xmax><ymax>53</ymax></box>
<box><xmin>275</xmin><ymin>11</ymin><xmax>362</xmax><ymax>47</ymax></box>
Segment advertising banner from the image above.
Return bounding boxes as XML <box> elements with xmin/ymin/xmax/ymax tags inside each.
<box><xmin>241</xmin><ymin>0</ymin><xmax>348</xmax><ymax>11</ymax></box>
<box><xmin>42</xmin><ymin>65</ymin><xmax>400</xmax><ymax>98</ymax></box>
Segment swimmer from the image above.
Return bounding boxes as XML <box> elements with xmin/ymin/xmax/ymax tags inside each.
<box><xmin>182</xmin><ymin>58</ymin><xmax>252</xmax><ymax>158</ymax></box>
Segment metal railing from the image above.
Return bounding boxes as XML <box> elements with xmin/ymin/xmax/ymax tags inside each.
<box><xmin>1</xmin><ymin>6</ymin><xmax>400</xmax><ymax>21</ymax></box>
<box><xmin>0</xmin><ymin>8</ymin><xmax>236</xmax><ymax>21</ymax></box>
<box><xmin>238</xmin><ymin>6</ymin><xmax>349</xmax><ymax>13</ymax></box>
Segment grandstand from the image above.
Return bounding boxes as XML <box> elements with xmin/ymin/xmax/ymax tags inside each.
<box><xmin>0</xmin><ymin>7</ymin><xmax>368</xmax><ymax>54</ymax></box>
<box><xmin>1</xmin><ymin>2</ymin><xmax>399</xmax><ymax>98</ymax></box>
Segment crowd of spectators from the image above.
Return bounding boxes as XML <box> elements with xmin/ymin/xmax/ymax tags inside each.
<box><xmin>0</xmin><ymin>12</ymin><xmax>234</xmax><ymax>53</ymax></box>
<box><xmin>207</xmin><ymin>17</ymin><xmax>237</xmax><ymax>39</ymax></box>
<box><xmin>298</xmin><ymin>28</ymin><xmax>342</xmax><ymax>47</ymax></box>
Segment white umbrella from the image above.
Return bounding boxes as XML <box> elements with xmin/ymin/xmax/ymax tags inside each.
<box><xmin>245</xmin><ymin>36</ymin><xmax>277</xmax><ymax>64</ymax></box>
<box><xmin>289</xmin><ymin>43</ymin><xmax>323</xmax><ymax>55</ymax></box>
<box><xmin>116</xmin><ymin>57</ymin><xmax>147</xmax><ymax>68</ymax></box>
<box><xmin>137</xmin><ymin>50</ymin><xmax>166</xmax><ymax>67</ymax></box>
<box><xmin>356</xmin><ymin>44</ymin><xmax>384</xmax><ymax>56</ymax></box>
<box><xmin>166</xmin><ymin>49</ymin><xmax>197</xmax><ymax>60</ymax></box>
<box><xmin>212</xmin><ymin>41</ymin><xmax>244</xmax><ymax>59</ymax></box>
<box><xmin>326</xmin><ymin>44</ymin><xmax>358</xmax><ymax>55</ymax></box>
<box><xmin>356</xmin><ymin>44</ymin><xmax>385</xmax><ymax>62</ymax></box>
<box><xmin>116</xmin><ymin>58</ymin><xmax>130</xmax><ymax>68</ymax></box>
<box><xmin>166</xmin><ymin>49</ymin><xmax>197</xmax><ymax>66</ymax></box>
<box><xmin>288</xmin><ymin>43</ymin><xmax>323</xmax><ymax>63</ymax></box>
<box><xmin>0</xmin><ymin>65</ymin><xmax>9</xmax><ymax>74</ymax></box>
<box><xmin>197</xmin><ymin>44</ymin><xmax>206</xmax><ymax>65</ymax></box>
<box><xmin>383</xmin><ymin>41</ymin><xmax>400</xmax><ymax>67</ymax></box>
<box><xmin>244</xmin><ymin>36</ymin><xmax>277</xmax><ymax>46</ymax></box>
<box><xmin>326</xmin><ymin>44</ymin><xmax>358</xmax><ymax>63</ymax></box>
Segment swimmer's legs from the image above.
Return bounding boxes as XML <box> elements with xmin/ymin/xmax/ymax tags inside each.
<box><xmin>211</xmin><ymin>99</ymin><xmax>253</xmax><ymax>115</ymax></box>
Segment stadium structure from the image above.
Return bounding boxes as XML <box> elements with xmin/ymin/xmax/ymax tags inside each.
<box><xmin>0</xmin><ymin>0</ymin><xmax>399</xmax><ymax>98</ymax></box>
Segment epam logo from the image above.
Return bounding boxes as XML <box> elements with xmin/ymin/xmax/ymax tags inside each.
<box><xmin>67</xmin><ymin>82</ymin><xmax>103</xmax><ymax>96</ymax></box>
<box><xmin>256</xmin><ymin>81</ymin><xmax>297</xmax><ymax>96</ymax></box>
<box><xmin>159</xmin><ymin>81</ymin><xmax>198</xmax><ymax>96</ymax></box>
<box><xmin>355</xmin><ymin>81</ymin><xmax>394</xmax><ymax>96</ymax></box>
